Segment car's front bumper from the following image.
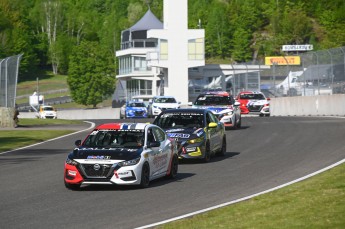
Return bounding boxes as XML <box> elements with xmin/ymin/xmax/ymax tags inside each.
<box><xmin>64</xmin><ymin>162</ymin><xmax>143</xmax><ymax>186</ymax></box>
<box><xmin>177</xmin><ymin>143</ymin><xmax>206</xmax><ymax>160</ymax></box>
<box><xmin>220</xmin><ymin>114</ymin><xmax>235</xmax><ymax>127</ymax></box>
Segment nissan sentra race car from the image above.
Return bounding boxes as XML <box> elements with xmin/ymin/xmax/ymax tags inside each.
<box><xmin>64</xmin><ymin>123</ymin><xmax>178</xmax><ymax>190</ymax></box>
<box><xmin>190</xmin><ymin>91</ymin><xmax>241</xmax><ymax>129</ymax></box>
<box><xmin>153</xmin><ymin>109</ymin><xmax>226</xmax><ymax>162</ymax></box>
<box><xmin>120</xmin><ymin>101</ymin><xmax>148</xmax><ymax>119</ymax></box>
<box><xmin>236</xmin><ymin>91</ymin><xmax>270</xmax><ymax>117</ymax></box>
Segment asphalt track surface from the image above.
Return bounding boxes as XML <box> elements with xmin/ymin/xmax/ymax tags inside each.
<box><xmin>1</xmin><ymin>116</ymin><xmax>345</xmax><ymax>229</ymax></box>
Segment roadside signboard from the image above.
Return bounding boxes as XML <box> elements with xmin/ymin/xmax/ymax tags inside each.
<box><xmin>282</xmin><ymin>45</ymin><xmax>313</xmax><ymax>51</ymax></box>
<box><xmin>265</xmin><ymin>56</ymin><xmax>301</xmax><ymax>65</ymax></box>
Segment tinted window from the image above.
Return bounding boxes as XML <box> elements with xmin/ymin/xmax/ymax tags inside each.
<box><xmin>155</xmin><ymin>112</ymin><xmax>204</xmax><ymax>128</ymax></box>
<box><xmin>83</xmin><ymin>130</ymin><xmax>144</xmax><ymax>148</ymax></box>
<box><xmin>43</xmin><ymin>107</ymin><xmax>54</xmax><ymax>111</ymax></box>
<box><xmin>194</xmin><ymin>95</ymin><xmax>234</xmax><ymax>106</ymax></box>
<box><xmin>153</xmin><ymin>97</ymin><xmax>177</xmax><ymax>103</ymax></box>
<box><xmin>128</xmin><ymin>102</ymin><xmax>146</xmax><ymax>107</ymax></box>
<box><xmin>207</xmin><ymin>112</ymin><xmax>219</xmax><ymax>123</ymax></box>
<box><xmin>152</xmin><ymin>127</ymin><xmax>166</xmax><ymax>142</ymax></box>
<box><xmin>240</xmin><ymin>93</ymin><xmax>265</xmax><ymax>100</ymax></box>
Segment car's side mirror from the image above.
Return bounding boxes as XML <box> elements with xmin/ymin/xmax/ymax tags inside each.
<box><xmin>234</xmin><ymin>101</ymin><xmax>240</xmax><ymax>106</ymax></box>
<box><xmin>148</xmin><ymin>141</ymin><xmax>160</xmax><ymax>148</ymax></box>
<box><xmin>208</xmin><ymin>122</ymin><xmax>218</xmax><ymax>128</ymax></box>
<box><xmin>178</xmin><ymin>101</ymin><xmax>181</xmax><ymax>104</ymax></box>
<box><xmin>75</xmin><ymin>140</ymin><xmax>82</xmax><ymax>146</ymax></box>
<box><xmin>188</xmin><ymin>102</ymin><xmax>193</xmax><ymax>106</ymax></box>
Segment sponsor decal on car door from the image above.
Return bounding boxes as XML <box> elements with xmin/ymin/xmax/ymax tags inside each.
<box><xmin>146</xmin><ymin>128</ymin><xmax>169</xmax><ymax>177</ymax></box>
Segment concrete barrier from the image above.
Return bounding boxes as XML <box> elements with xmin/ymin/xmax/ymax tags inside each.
<box><xmin>19</xmin><ymin>107</ymin><xmax>121</xmax><ymax>120</ymax></box>
<box><xmin>15</xmin><ymin>94</ymin><xmax>345</xmax><ymax>120</ymax></box>
<box><xmin>270</xmin><ymin>94</ymin><xmax>345</xmax><ymax>116</ymax></box>
<box><xmin>0</xmin><ymin>107</ymin><xmax>16</xmax><ymax>127</ymax></box>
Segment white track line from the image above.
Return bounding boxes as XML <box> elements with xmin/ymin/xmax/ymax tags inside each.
<box><xmin>136</xmin><ymin>158</ymin><xmax>345</xmax><ymax>229</ymax></box>
<box><xmin>0</xmin><ymin>121</ymin><xmax>95</xmax><ymax>155</ymax></box>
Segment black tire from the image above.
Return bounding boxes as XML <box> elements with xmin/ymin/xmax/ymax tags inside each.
<box><xmin>139</xmin><ymin>162</ymin><xmax>150</xmax><ymax>188</ymax></box>
<box><xmin>64</xmin><ymin>181</ymin><xmax>81</xmax><ymax>190</ymax></box>
<box><xmin>233</xmin><ymin>117</ymin><xmax>238</xmax><ymax>130</ymax></box>
<box><xmin>217</xmin><ymin>136</ymin><xmax>226</xmax><ymax>156</ymax></box>
<box><xmin>203</xmin><ymin>142</ymin><xmax>211</xmax><ymax>163</ymax></box>
<box><xmin>236</xmin><ymin>117</ymin><xmax>242</xmax><ymax>128</ymax></box>
<box><xmin>120</xmin><ymin>111</ymin><xmax>123</xmax><ymax>119</ymax></box>
<box><xmin>166</xmin><ymin>155</ymin><xmax>178</xmax><ymax>179</ymax></box>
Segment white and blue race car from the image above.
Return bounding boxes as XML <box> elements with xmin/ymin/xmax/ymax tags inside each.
<box><xmin>190</xmin><ymin>91</ymin><xmax>242</xmax><ymax>130</ymax></box>
<box><xmin>64</xmin><ymin>123</ymin><xmax>178</xmax><ymax>189</ymax></box>
<box><xmin>120</xmin><ymin>101</ymin><xmax>148</xmax><ymax>119</ymax></box>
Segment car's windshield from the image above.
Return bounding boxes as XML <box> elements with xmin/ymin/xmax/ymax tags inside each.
<box><xmin>128</xmin><ymin>102</ymin><xmax>146</xmax><ymax>107</ymax></box>
<box><xmin>155</xmin><ymin>113</ymin><xmax>204</xmax><ymax>129</ymax></box>
<box><xmin>194</xmin><ymin>95</ymin><xmax>234</xmax><ymax>106</ymax></box>
<box><xmin>43</xmin><ymin>107</ymin><xmax>54</xmax><ymax>111</ymax></box>
<box><xmin>153</xmin><ymin>97</ymin><xmax>176</xmax><ymax>103</ymax></box>
<box><xmin>240</xmin><ymin>93</ymin><xmax>265</xmax><ymax>100</ymax></box>
<box><xmin>83</xmin><ymin>130</ymin><xmax>144</xmax><ymax>148</ymax></box>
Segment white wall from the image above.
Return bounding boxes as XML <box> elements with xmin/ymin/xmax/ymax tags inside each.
<box><xmin>270</xmin><ymin>94</ymin><xmax>345</xmax><ymax>116</ymax></box>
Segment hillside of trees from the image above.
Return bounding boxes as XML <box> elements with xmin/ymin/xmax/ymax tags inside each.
<box><xmin>1</xmin><ymin>0</ymin><xmax>344</xmax><ymax>81</ymax></box>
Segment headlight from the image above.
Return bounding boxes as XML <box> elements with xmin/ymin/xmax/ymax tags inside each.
<box><xmin>66</xmin><ymin>158</ymin><xmax>78</xmax><ymax>166</ymax></box>
<box><xmin>128</xmin><ymin>110</ymin><xmax>134</xmax><ymax>114</ymax></box>
<box><xmin>153</xmin><ymin>105</ymin><xmax>159</xmax><ymax>109</ymax></box>
<box><xmin>227</xmin><ymin>111</ymin><xmax>234</xmax><ymax>115</ymax></box>
<box><xmin>118</xmin><ymin>157</ymin><xmax>141</xmax><ymax>167</ymax></box>
<box><xmin>188</xmin><ymin>136</ymin><xmax>205</xmax><ymax>144</ymax></box>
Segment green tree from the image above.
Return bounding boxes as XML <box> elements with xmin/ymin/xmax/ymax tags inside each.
<box><xmin>205</xmin><ymin>1</ymin><xmax>231</xmax><ymax>59</ymax></box>
<box><xmin>68</xmin><ymin>40</ymin><xmax>116</xmax><ymax>108</ymax></box>
<box><xmin>231</xmin><ymin>28</ymin><xmax>252</xmax><ymax>62</ymax></box>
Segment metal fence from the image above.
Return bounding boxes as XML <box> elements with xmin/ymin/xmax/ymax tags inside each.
<box><xmin>263</xmin><ymin>46</ymin><xmax>345</xmax><ymax>97</ymax></box>
<box><xmin>186</xmin><ymin>46</ymin><xmax>345</xmax><ymax>99</ymax></box>
<box><xmin>0</xmin><ymin>54</ymin><xmax>23</xmax><ymax>108</ymax></box>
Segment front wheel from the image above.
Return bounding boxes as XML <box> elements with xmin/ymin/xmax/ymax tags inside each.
<box><xmin>236</xmin><ymin>117</ymin><xmax>242</xmax><ymax>128</ymax></box>
<box><xmin>203</xmin><ymin>142</ymin><xmax>211</xmax><ymax>163</ymax></box>
<box><xmin>217</xmin><ymin>137</ymin><xmax>226</xmax><ymax>156</ymax></box>
<box><xmin>139</xmin><ymin>162</ymin><xmax>150</xmax><ymax>188</ymax></box>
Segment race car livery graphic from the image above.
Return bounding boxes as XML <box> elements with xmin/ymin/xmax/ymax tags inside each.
<box><xmin>64</xmin><ymin>123</ymin><xmax>178</xmax><ymax>190</ymax></box>
<box><xmin>154</xmin><ymin>109</ymin><xmax>226</xmax><ymax>162</ymax></box>
<box><xmin>120</xmin><ymin>101</ymin><xmax>148</xmax><ymax>119</ymax></box>
<box><xmin>191</xmin><ymin>91</ymin><xmax>242</xmax><ymax>129</ymax></box>
<box><xmin>236</xmin><ymin>91</ymin><xmax>270</xmax><ymax>116</ymax></box>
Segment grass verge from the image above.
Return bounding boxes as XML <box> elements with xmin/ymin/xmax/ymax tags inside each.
<box><xmin>0</xmin><ymin>130</ymin><xmax>74</xmax><ymax>152</ymax></box>
<box><xmin>17</xmin><ymin>74</ymin><xmax>68</xmax><ymax>96</ymax></box>
<box><xmin>0</xmin><ymin>118</ymin><xmax>85</xmax><ymax>152</ymax></box>
<box><xmin>158</xmin><ymin>163</ymin><xmax>345</xmax><ymax>229</ymax></box>
<box><xmin>18</xmin><ymin>118</ymin><xmax>83</xmax><ymax>126</ymax></box>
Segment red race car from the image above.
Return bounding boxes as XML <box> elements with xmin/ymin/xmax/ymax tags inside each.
<box><xmin>236</xmin><ymin>91</ymin><xmax>270</xmax><ymax>117</ymax></box>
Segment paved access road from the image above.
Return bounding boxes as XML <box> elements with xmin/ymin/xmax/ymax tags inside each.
<box><xmin>1</xmin><ymin>117</ymin><xmax>345</xmax><ymax>229</ymax></box>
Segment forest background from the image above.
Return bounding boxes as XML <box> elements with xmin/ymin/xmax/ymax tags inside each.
<box><xmin>0</xmin><ymin>0</ymin><xmax>344</xmax><ymax>105</ymax></box>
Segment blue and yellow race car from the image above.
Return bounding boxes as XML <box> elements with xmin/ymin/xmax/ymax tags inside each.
<box><xmin>153</xmin><ymin>108</ymin><xmax>226</xmax><ymax>162</ymax></box>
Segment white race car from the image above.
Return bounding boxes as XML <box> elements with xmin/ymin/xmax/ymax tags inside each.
<box><xmin>148</xmin><ymin>96</ymin><xmax>180</xmax><ymax>117</ymax></box>
<box><xmin>64</xmin><ymin>123</ymin><xmax>178</xmax><ymax>189</ymax></box>
<box><xmin>191</xmin><ymin>91</ymin><xmax>242</xmax><ymax>130</ymax></box>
